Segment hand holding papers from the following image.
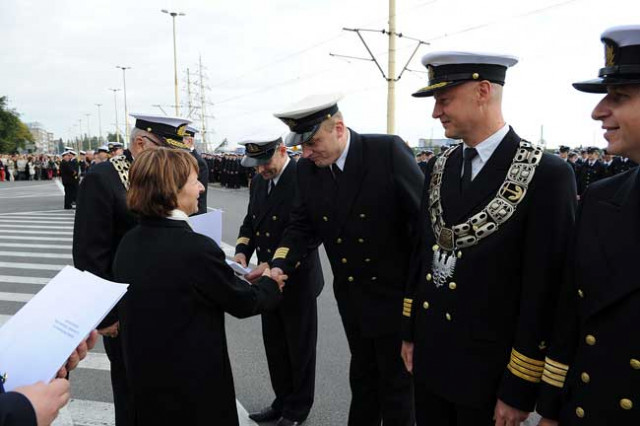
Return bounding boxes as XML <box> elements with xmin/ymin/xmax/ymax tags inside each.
<box><xmin>0</xmin><ymin>266</ymin><xmax>128</xmax><ymax>391</ymax></box>
<box><xmin>225</xmin><ymin>259</ymin><xmax>253</xmax><ymax>276</ymax></box>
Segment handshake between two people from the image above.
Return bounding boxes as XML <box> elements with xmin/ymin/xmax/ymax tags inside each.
<box><xmin>233</xmin><ymin>254</ymin><xmax>288</xmax><ymax>291</ymax></box>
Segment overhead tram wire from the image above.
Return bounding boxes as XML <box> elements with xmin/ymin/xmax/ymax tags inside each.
<box><xmin>210</xmin><ymin>32</ymin><xmax>345</xmax><ymax>90</ymax></box>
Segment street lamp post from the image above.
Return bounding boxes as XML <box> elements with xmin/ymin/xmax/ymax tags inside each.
<box><xmin>84</xmin><ymin>113</ymin><xmax>91</xmax><ymax>149</ymax></box>
<box><xmin>116</xmin><ymin>66</ymin><xmax>131</xmax><ymax>145</ymax></box>
<box><xmin>108</xmin><ymin>88</ymin><xmax>121</xmax><ymax>143</ymax></box>
<box><xmin>161</xmin><ymin>9</ymin><xmax>185</xmax><ymax>116</ymax></box>
<box><xmin>95</xmin><ymin>103</ymin><xmax>103</xmax><ymax>143</ymax></box>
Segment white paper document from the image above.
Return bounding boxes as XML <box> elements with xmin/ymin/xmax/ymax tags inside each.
<box><xmin>190</xmin><ymin>209</ymin><xmax>223</xmax><ymax>246</ymax></box>
<box><xmin>225</xmin><ymin>259</ymin><xmax>252</xmax><ymax>276</ymax></box>
<box><xmin>0</xmin><ymin>266</ymin><xmax>128</xmax><ymax>391</ymax></box>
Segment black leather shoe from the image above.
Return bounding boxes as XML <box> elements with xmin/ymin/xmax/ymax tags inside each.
<box><xmin>248</xmin><ymin>407</ymin><xmax>281</xmax><ymax>422</ymax></box>
<box><xmin>276</xmin><ymin>417</ymin><xmax>304</xmax><ymax>426</ymax></box>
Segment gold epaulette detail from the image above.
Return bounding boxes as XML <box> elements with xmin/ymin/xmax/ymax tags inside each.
<box><xmin>403</xmin><ymin>298</ymin><xmax>413</xmax><ymax>318</ymax></box>
<box><xmin>109</xmin><ymin>155</ymin><xmax>131</xmax><ymax>191</ymax></box>
<box><xmin>507</xmin><ymin>348</ymin><xmax>544</xmax><ymax>383</ymax></box>
<box><xmin>542</xmin><ymin>356</ymin><xmax>569</xmax><ymax>388</ymax></box>
<box><xmin>273</xmin><ymin>247</ymin><xmax>289</xmax><ymax>260</ymax></box>
<box><xmin>236</xmin><ymin>237</ymin><xmax>250</xmax><ymax>246</ymax></box>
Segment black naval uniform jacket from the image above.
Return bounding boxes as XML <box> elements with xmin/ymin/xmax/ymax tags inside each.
<box><xmin>0</xmin><ymin>390</ymin><xmax>35</xmax><ymax>426</ymax></box>
<box><xmin>271</xmin><ymin>129</ymin><xmax>423</xmax><ymax>338</ymax></box>
<box><xmin>402</xmin><ymin>128</ymin><xmax>577</xmax><ymax>411</ymax></box>
<box><xmin>60</xmin><ymin>159</ymin><xmax>78</xmax><ymax>185</ymax></box>
<box><xmin>236</xmin><ymin>159</ymin><xmax>324</xmax><ymax>299</ymax></box>
<box><xmin>73</xmin><ymin>150</ymin><xmax>136</xmax><ymax>328</ymax></box>
<box><xmin>113</xmin><ymin>218</ymin><xmax>282</xmax><ymax>426</ymax></box>
<box><xmin>537</xmin><ymin>168</ymin><xmax>640</xmax><ymax>425</ymax></box>
<box><xmin>577</xmin><ymin>159</ymin><xmax>605</xmax><ymax>196</ymax></box>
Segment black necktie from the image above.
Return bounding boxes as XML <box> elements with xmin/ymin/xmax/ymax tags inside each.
<box><xmin>331</xmin><ymin>164</ymin><xmax>342</xmax><ymax>182</ymax></box>
<box><xmin>461</xmin><ymin>148</ymin><xmax>478</xmax><ymax>193</ymax></box>
<box><xmin>268</xmin><ymin>179</ymin><xmax>275</xmax><ymax>196</ymax></box>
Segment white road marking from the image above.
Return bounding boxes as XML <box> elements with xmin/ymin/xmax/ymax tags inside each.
<box><xmin>0</xmin><ymin>218</ymin><xmax>75</xmax><ymax>223</ymax></box>
<box><xmin>0</xmin><ymin>291</ymin><xmax>33</xmax><ymax>302</ymax></box>
<box><xmin>0</xmin><ymin>261</ymin><xmax>64</xmax><ymax>271</ymax></box>
<box><xmin>0</xmin><ymin>275</ymin><xmax>50</xmax><ymax>285</ymax></box>
<box><xmin>0</xmin><ymin>243</ymin><xmax>71</xmax><ymax>250</ymax></box>
<box><xmin>0</xmin><ymin>235</ymin><xmax>73</xmax><ymax>242</ymax></box>
<box><xmin>0</xmin><ymin>230</ymin><xmax>71</xmax><ymax>235</ymax></box>
<box><xmin>0</xmin><ymin>209</ymin><xmax>73</xmax><ymax>215</ymax></box>
<box><xmin>0</xmin><ymin>223</ymin><xmax>73</xmax><ymax>230</ymax></box>
<box><xmin>0</xmin><ymin>250</ymin><xmax>72</xmax><ymax>260</ymax></box>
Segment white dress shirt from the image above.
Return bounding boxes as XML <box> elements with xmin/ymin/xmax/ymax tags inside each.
<box><xmin>333</xmin><ymin>129</ymin><xmax>352</xmax><ymax>172</ymax></box>
<box><xmin>462</xmin><ymin>123</ymin><xmax>509</xmax><ymax>180</ymax></box>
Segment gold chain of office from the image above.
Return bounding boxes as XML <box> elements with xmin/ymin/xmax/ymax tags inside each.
<box><xmin>429</xmin><ymin>140</ymin><xmax>543</xmax><ymax>252</ymax></box>
<box><xmin>427</xmin><ymin>140</ymin><xmax>543</xmax><ymax>287</ymax></box>
<box><xmin>109</xmin><ymin>155</ymin><xmax>132</xmax><ymax>191</ymax></box>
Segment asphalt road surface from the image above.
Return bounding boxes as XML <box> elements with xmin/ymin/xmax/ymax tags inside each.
<box><xmin>0</xmin><ymin>179</ymin><xmax>540</xmax><ymax>426</ymax></box>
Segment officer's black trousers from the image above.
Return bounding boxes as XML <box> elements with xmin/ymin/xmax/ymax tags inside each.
<box><xmin>103</xmin><ymin>335</ymin><xmax>132</xmax><ymax>426</ymax></box>
<box><xmin>63</xmin><ymin>183</ymin><xmax>77</xmax><ymax>209</ymax></box>
<box><xmin>262</xmin><ymin>297</ymin><xmax>318</xmax><ymax>422</ymax></box>
<box><xmin>414</xmin><ymin>379</ymin><xmax>494</xmax><ymax>426</ymax></box>
<box><xmin>335</xmin><ymin>290</ymin><xmax>414</xmax><ymax>425</ymax></box>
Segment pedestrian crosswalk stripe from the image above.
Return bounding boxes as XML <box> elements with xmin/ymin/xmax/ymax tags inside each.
<box><xmin>0</xmin><ymin>251</ymin><xmax>72</xmax><ymax>260</ymax></box>
<box><xmin>0</xmin><ymin>291</ymin><xmax>33</xmax><ymax>303</ymax></box>
<box><xmin>0</xmin><ymin>243</ymin><xmax>71</xmax><ymax>250</ymax></box>
<box><xmin>77</xmin><ymin>352</ymin><xmax>110</xmax><ymax>372</ymax></box>
<box><xmin>52</xmin><ymin>400</ymin><xmax>114</xmax><ymax>426</ymax></box>
<box><xmin>1</xmin><ymin>235</ymin><xmax>72</xmax><ymax>242</ymax></box>
<box><xmin>0</xmin><ymin>218</ymin><xmax>75</xmax><ymax>224</ymax></box>
<box><xmin>0</xmin><ymin>275</ymin><xmax>49</xmax><ymax>285</ymax></box>
<box><xmin>0</xmin><ymin>224</ymin><xmax>73</xmax><ymax>230</ymax></box>
<box><xmin>0</xmin><ymin>209</ymin><xmax>74</xmax><ymax>216</ymax></box>
<box><xmin>1</xmin><ymin>230</ymin><xmax>71</xmax><ymax>235</ymax></box>
<box><xmin>0</xmin><ymin>261</ymin><xmax>63</xmax><ymax>271</ymax></box>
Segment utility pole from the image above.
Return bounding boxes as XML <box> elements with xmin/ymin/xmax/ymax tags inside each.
<box><xmin>116</xmin><ymin>66</ymin><xmax>132</xmax><ymax>145</ymax></box>
<box><xmin>108</xmin><ymin>88</ymin><xmax>121</xmax><ymax>142</ymax></box>
<box><xmin>331</xmin><ymin>0</ymin><xmax>428</xmax><ymax>134</ymax></box>
<box><xmin>95</xmin><ymin>103</ymin><xmax>103</xmax><ymax>143</ymax></box>
<box><xmin>84</xmin><ymin>113</ymin><xmax>91</xmax><ymax>149</ymax></box>
<box><xmin>387</xmin><ymin>0</ymin><xmax>396</xmax><ymax>134</ymax></box>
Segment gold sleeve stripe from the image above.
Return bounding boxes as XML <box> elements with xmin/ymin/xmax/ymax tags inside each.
<box><xmin>273</xmin><ymin>247</ymin><xmax>289</xmax><ymax>260</ymax></box>
<box><xmin>236</xmin><ymin>237</ymin><xmax>250</xmax><ymax>246</ymax></box>
<box><xmin>541</xmin><ymin>369</ymin><xmax>566</xmax><ymax>382</ymax></box>
<box><xmin>544</xmin><ymin>357</ymin><xmax>569</xmax><ymax>371</ymax></box>
<box><xmin>511</xmin><ymin>356</ymin><xmax>544</xmax><ymax>373</ymax></box>
<box><xmin>507</xmin><ymin>364</ymin><xmax>541</xmax><ymax>383</ymax></box>
<box><xmin>542</xmin><ymin>373</ymin><xmax>565</xmax><ymax>388</ymax></box>
<box><xmin>508</xmin><ymin>360</ymin><xmax>544</xmax><ymax>379</ymax></box>
<box><xmin>544</xmin><ymin>363</ymin><xmax>568</xmax><ymax>376</ymax></box>
<box><xmin>512</xmin><ymin>348</ymin><xmax>545</xmax><ymax>367</ymax></box>
<box><xmin>402</xmin><ymin>309</ymin><xmax>411</xmax><ymax>318</ymax></box>
<box><xmin>404</xmin><ymin>298</ymin><xmax>413</xmax><ymax>305</ymax></box>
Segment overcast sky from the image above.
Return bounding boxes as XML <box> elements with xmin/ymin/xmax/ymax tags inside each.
<box><xmin>2</xmin><ymin>0</ymin><xmax>638</xmax><ymax>150</ymax></box>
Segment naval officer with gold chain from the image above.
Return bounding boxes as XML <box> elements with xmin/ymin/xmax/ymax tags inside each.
<box><xmin>401</xmin><ymin>52</ymin><xmax>577</xmax><ymax>426</ymax></box>
<box><xmin>248</xmin><ymin>94</ymin><xmax>423</xmax><ymax>425</ymax></box>
<box><xmin>536</xmin><ymin>25</ymin><xmax>640</xmax><ymax>426</ymax></box>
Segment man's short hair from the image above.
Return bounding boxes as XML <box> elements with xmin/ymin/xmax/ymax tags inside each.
<box><xmin>127</xmin><ymin>148</ymin><xmax>198</xmax><ymax>218</ymax></box>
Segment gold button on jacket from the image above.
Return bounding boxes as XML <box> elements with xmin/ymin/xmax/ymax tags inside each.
<box><xmin>576</xmin><ymin>407</ymin><xmax>585</xmax><ymax>418</ymax></box>
<box><xmin>631</xmin><ymin>359</ymin><xmax>640</xmax><ymax>370</ymax></box>
<box><xmin>581</xmin><ymin>372</ymin><xmax>590</xmax><ymax>383</ymax></box>
<box><xmin>585</xmin><ymin>335</ymin><xmax>596</xmax><ymax>346</ymax></box>
<box><xmin>422</xmin><ymin>301</ymin><xmax>430</xmax><ymax>310</ymax></box>
<box><xmin>620</xmin><ymin>399</ymin><xmax>633</xmax><ymax>410</ymax></box>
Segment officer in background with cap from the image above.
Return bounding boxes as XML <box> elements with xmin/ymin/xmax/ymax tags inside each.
<box><xmin>73</xmin><ymin>113</ymin><xmax>191</xmax><ymax>426</ymax></box>
<box><xmin>558</xmin><ymin>146</ymin><xmax>577</xmax><ymax>174</ymax></box>
<box><xmin>235</xmin><ymin>137</ymin><xmax>324</xmax><ymax>426</ymax></box>
<box><xmin>184</xmin><ymin>126</ymin><xmax>209</xmax><ymax>215</ymax></box>
<box><xmin>108</xmin><ymin>141</ymin><xmax>125</xmax><ymax>157</ymax></box>
<box><xmin>60</xmin><ymin>149</ymin><xmax>79</xmax><ymax>209</ymax></box>
<box><xmin>576</xmin><ymin>147</ymin><xmax>606</xmax><ymax>197</ymax></box>
<box><xmin>536</xmin><ymin>25</ymin><xmax>640</xmax><ymax>426</ymax></box>
<box><xmin>247</xmin><ymin>94</ymin><xmax>423</xmax><ymax>425</ymax></box>
<box><xmin>95</xmin><ymin>145</ymin><xmax>110</xmax><ymax>164</ymax></box>
<box><xmin>402</xmin><ymin>52</ymin><xmax>576</xmax><ymax>426</ymax></box>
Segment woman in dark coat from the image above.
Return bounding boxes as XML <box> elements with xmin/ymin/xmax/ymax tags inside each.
<box><xmin>112</xmin><ymin>148</ymin><xmax>284</xmax><ymax>426</ymax></box>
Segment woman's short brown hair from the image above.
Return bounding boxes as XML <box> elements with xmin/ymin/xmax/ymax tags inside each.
<box><xmin>127</xmin><ymin>148</ymin><xmax>198</xmax><ymax>218</ymax></box>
